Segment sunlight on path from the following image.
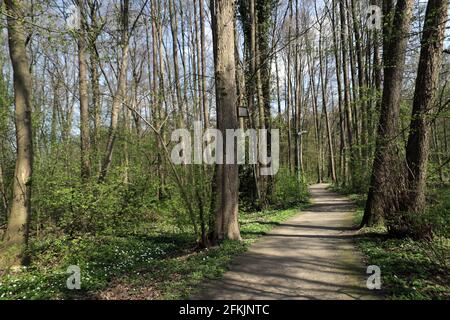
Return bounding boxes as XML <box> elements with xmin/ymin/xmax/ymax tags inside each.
<box><xmin>192</xmin><ymin>184</ymin><xmax>379</xmax><ymax>300</ymax></box>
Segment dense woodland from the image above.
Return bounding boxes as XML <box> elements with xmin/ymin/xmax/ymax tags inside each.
<box><xmin>0</xmin><ymin>0</ymin><xmax>449</xmax><ymax>300</ymax></box>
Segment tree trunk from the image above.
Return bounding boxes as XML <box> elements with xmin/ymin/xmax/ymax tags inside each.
<box><xmin>345</xmin><ymin>0</ymin><xmax>360</xmax><ymax>156</ymax></box>
<box><xmin>78</xmin><ymin>0</ymin><xmax>91</xmax><ymax>181</ymax></box>
<box><xmin>362</xmin><ymin>0</ymin><xmax>414</xmax><ymax>228</ymax></box>
<box><xmin>50</xmin><ymin>78</ymin><xmax>59</xmax><ymax>148</ymax></box>
<box><xmin>350</xmin><ymin>0</ymin><xmax>368</xmax><ymax>172</ymax></box>
<box><xmin>168</xmin><ymin>0</ymin><xmax>185</xmax><ymax>126</ymax></box>
<box><xmin>294</xmin><ymin>0</ymin><xmax>302</xmax><ymax>180</ymax></box>
<box><xmin>372</xmin><ymin>0</ymin><xmax>383</xmax><ymax>144</ymax></box>
<box><xmin>0</xmin><ymin>45</ymin><xmax>7</xmax><ymax>220</ymax></box>
<box><xmin>88</xmin><ymin>0</ymin><xmax>101</xmax><ymax>171</ymax></box>
<box><xmin>338</xmin><ymin>0</ymin><xmax>354</xmax><ymax>186</ymax></box>
<box><xmin>274</xmin><ymin>50</ymin><xmax>282</xmax><ymax>117</ymax></box>
<box><xmin>0</xmin><ymin>163</ymin><xmax>7</xmax><ymax>220</ymax></box>
<box><xmin>199</xmin><ymin>0</ymin><xmax>209</xmax><ymax>128</ymax></box>
<box><xmin>307</xmin><ymin>47</ymin><xmax>322</xmax><ymax>183</ymax></box>
<box><xmin>330</xmin><ymin>0</ymin><xmax>347</xmax><ymax>184</ymax></box>
<box><xmin>286</xmin><ymin>0</ymin><xmax>294</xmax><ymax>173</ymax></box>
<box><xmin>399</xmin><ymin>0</ymin><xmax>448</xmax><ymax>237</ymax></box>
<box><xmin>99</xmin><ymin>0</ymin><xmax>130</xmax><ymax>182</ymax></box>
<box><xmin>319</xmin><ymin>33</ymin><xmax>337</xmax><ymax>182</ymax></box>
<box><xmin>211</xmin><ymin>0</ymin><xmax>241</xmax><ymax>242</ymax></box>
<box><xmin>2</xmin><ymin>0</ymin><xmax>34</xmax><ymax>267</ymax></box>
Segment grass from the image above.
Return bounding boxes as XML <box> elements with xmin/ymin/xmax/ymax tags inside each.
<box><xmin>333</xmin><ymin>185</ymin><xmax>450</xmax><ymax>300</ymax></box>
<box><xmin>0</xmin><ymin>206</ymin><xmax>306</xmax><ymax>300</ymax></box>
<box><xmin>357</xmin><ymin>235</ymin><xmax>449</xmax><ymax>299</ymax></box>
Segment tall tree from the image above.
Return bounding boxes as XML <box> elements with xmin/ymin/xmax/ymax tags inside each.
<box><xmin>0</xmin><ymin>37</ymin><xmax>9</xmax><ymax>220</ymax></box>
<box><xmin>350</xmin><ymin>0</ymin><xmax>368</xmax><ymax>172</ymax></box>
<box><xmin>1</xmin><ymin>0</ymin><xmax>34</xmax><ymax>266</ymax></box>
<box><xmin>168</xmin><ymin>0</ymin><xmax>185</xmax><ymax>126</ymax></box>
<box><xmin>362</xmin><ymin>0</ymin><xmax>415</xmax><ymax>227</ymax></box>
<box><xmin>318</xmin><ymin>29</ymin><xmax>337</xmax><ymax>183</ymax></box>
<box><xmin>330</xmin><ymin>0</ymin><xmax>347</xmax><ymax>183</ymax></box>
<box><xmin>338</xmin><ymin>0</ymin><xmax>355</xmax><ymax>186</ymax></box>
<box><xmin>199</xmin><ymin>0</ymin><xmax>209</xmax><ymax>128</ymax></box>
<box><xmin>77</xmin><ymin>0</ymin><xmax>91</xmax><ymax>180</ymax></box>
<box><xmin>211</xmin><ymin>0</ymin><xmax>241</xmax><ymax>242</ymax></box>
<box><xmin>88</xmin><ymin>0</ymin><xmax>102</xmax><ymax>170</ymax></box>
<box><xmin>371</xmin><ymin>0</ymin><xmax>383</xmax><ymax>143</ymax></box>
<box><xmin>398</xmin><ymin>0</ymin><xmax>448</xmax><ymax>237</ymax></box>
<box><xmin>286</xmin><ymin>0</ymin><xmax>294</xmax><ymax>172</ymax></box>
<box><xmin>99</xmin><ymin>0</ymin><xmax>130</xmax><ymax>182</ymax></box>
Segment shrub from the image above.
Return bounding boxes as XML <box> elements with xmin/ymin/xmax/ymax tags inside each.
<box><xmin>270</xmin><ymin>167</ymin><xmax>308</xmax><ymax>209</ymax></box>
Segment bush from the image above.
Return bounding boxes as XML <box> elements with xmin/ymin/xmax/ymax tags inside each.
<box><xmin>427</xmin><ymin>187</ymin><xmax>450</xmax><ymax>238</ymax></box>
<box><xmin>270</xmin><ymin>167</ymin><xmax>308</xmax><ymax>209</ymax></box>
<box><xmin>239</xmin><ymin>166</ymin><xmax>260</xmax><ymax>212</ymax></box>
<box><xmin>31</xmin><ymin>163</ymin><xmax>165</xmax><ymax>237</ymax></box>
<box><xmin>385</xmin><ymin>186</ymin><xmax>450</xmax><ymax>239</ymax></box>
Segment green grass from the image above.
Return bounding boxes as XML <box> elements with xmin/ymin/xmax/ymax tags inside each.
<box><xmin>358</xmin><ymin>235</ymin><xmax>449</xmax><ymax>300</ymax></box>
<box><xmin>0</xmin><ymin>206</ymin><xmax>305</xmax><ymax>300</ymax></box>
<box><xmin>332</xmin><ymin>184</ymin><xmax>450</xmax><ymax>300</ymax></box>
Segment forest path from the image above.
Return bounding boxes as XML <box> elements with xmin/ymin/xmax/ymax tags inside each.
<box><xmin>192</xmin><ymin>184</ymin><xmax>378</xmax><ymax>300</ymax></box>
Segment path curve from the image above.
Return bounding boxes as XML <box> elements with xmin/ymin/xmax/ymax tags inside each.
<box><xmin>192</xmin><ymin>184</ymin><xmax>377</xmax><ymax>300</ymax></box>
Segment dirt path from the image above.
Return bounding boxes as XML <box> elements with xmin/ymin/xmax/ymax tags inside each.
<box><xmin>192</xmin><ymin>184</ymin><xmax>378</xmax><ymax>300</ymax></box>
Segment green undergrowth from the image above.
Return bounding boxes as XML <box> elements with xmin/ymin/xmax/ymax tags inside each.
<box><xmin>332</xmin><ymin>184</ymin><xmax>450</xmax><ymax>300</ymax></box>
<box><xmin>0</xmin><ymin>206</ymin><xmax>306</xmax><ymax>300</ymax></box>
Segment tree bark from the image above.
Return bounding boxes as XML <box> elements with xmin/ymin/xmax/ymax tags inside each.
<box><xmin>78</xmin><ymin>0</ymin><xmax>91</xmax><ymax>180</ymax></box>
<box><xmin>319</xmin><ymin>32</ymin><xmax>337</xmax><ymax>182</ymax></box>
<box><xmin>362</xmin><ymin>0</ymin><xmax>414</xmax><ymax>228</ymax></box>
<box><xmin>330</xmin><ymin>0</ymin><xmax>347</xmax><ymax>183</ymax></box>
<box><xmin>307</xmin><ymin>49</ymin><xmax>322</xmax><ymax>183</ymax></box>
<box><xmin>350</xmin><ymin>0</ymin><xmax>368</xmax><ymax>171</ymax></box>
<box><xmin>88</xmin><ymin>0</ymin><xmax>101</xmax><ymax>171</ymax></box>
<box><xmin>2</xmin><ymin>0</ymin><xmax>34</xmax><ymax>266</ymax></box>
<box><xmin>168</xmin><ymin>0</ymin><xmax>185</xmax><ymax>126</ymax></box>
<box><xmin>286</xmin><ymin>0</ymin><xmax>294</xmax><ymax>173</ymax></box>
<box><xmin>399</xmin><ymin>0</ymin><xmax>448</xmax><ymax>237</ymax></box>
<box><xmin>338</xmin><ymin>0</ymin><xmax>354</xmax><ymax>186</ymax></box>
<box><xmin>199</xmin><ymin>0</ymin><xmax>209</xmax><ymax>128</ymax></box>
<box><xmin>0</xmin><ymin>163</ymin><xmax>7</xmax><ymax>220</ymax></box>
<box><xmin>211</xmin><ymin>0</ymin><xmax>241</xmax><ymax>242</ymax></box>
<box><xmin>99</xmin><ymin>0</ymin><xmax>130</xmax><ymax>182</ymax></box>
<box><xmin>372</xmin><ymin>0</ymin><xmax>383</xmax><ymax>143</ymax></box>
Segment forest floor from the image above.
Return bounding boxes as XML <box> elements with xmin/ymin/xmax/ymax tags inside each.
<box><xmin>4</xmin><ymin>184</ymin><xmax>446</xmax><ymax>300</ymax></box>
<box><xmin>341</xmin><ymin>188</ymin><xmax>450</xmax><ymax>300</ymax></box>
<box><xmin>192</xmin><ymin>184</ymin><xmax>379</xmax><ymax>300</ymax></box>
<box><xmin>0</xmin><ymin>204</ymin><xmax>304</xmax><ymax>299</ymax></box>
